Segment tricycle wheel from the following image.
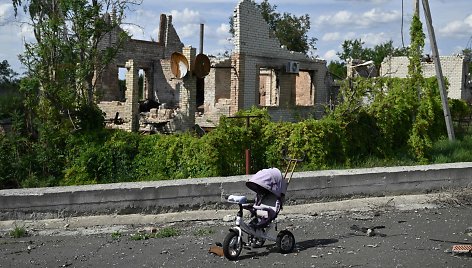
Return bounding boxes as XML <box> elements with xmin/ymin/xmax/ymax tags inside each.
<box><xmin>276</xmin><ymin>230</ymin><xmax>295</xmax><ymax>254</ymax></box>
<box><xmin>223</xmin><ymin>231</ymin><xmax>242</xmax><ymax>260</ymax></box>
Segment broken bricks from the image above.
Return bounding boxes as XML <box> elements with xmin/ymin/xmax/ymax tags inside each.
<box><xmin>452</xmin><ymin>244</ymin><xmax>472</xmax><ymax>256</ymax></box>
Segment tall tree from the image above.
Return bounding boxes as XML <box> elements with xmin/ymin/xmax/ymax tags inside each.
<box><xmin>0</xmin><ymin>60</ymin><xmax>18</xmax><ymax>84</ymax></box>
<box><xmin>11</xmin><ymin>0</ymin><xmax>139</xmax><ymax>130</ymax></box>
<box><xmin>230</xmin><ymin>0</ymin><xmax>317</xmax><ymax>56</ymax></box>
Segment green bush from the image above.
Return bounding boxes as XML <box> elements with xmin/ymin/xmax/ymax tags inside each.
<box><xmin>62</xmin><ymin>129</ymin><xmax>140</xmax><ymax>185</ymax></box>
<box><xmin>1</xmin><ymin>75</ymin><xmax>468</xmax><ymax>189</ymax></box>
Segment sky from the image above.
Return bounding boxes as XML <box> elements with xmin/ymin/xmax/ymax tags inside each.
<box><xmin>0</xmin><ymin>0</ymin><xmax>471</xmax><ymax>74</ymax></box>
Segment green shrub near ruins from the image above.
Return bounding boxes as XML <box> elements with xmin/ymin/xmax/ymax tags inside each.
<box><xmin>2</xmin><ymin>9</ymin><xmax>472</xmax><ymax>188</ymax></box>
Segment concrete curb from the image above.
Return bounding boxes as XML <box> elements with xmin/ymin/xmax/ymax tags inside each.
<box><xmin>1</xmin><ymin>162</ymin><xmax>471</xmax><ymax>220</ymax></box>
<box><xmin>0</xmin><ymin>193</ymin><xmax>444</xmax><ymax>234</ymax></box>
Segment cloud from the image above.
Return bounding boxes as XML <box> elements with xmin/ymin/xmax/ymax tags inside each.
<box><xmin>322</xmin><ymin>32</ymin><xmax>341</xmax><ymax>42</ymax></box>
<box><xmin>439</xmin><ymin>14</ymin><xmax>472</xmax><ymax>38</ymax></box>
<box><xmin>216</xmin><ymin>23</ymin><xmax>230</xmax><ymax>36</ymax></box>
<box><xmin>122</xmin><ymin>24</ymin><xmax>145</xmax><ymax>39</ymax></box>
<box><xmin>323</xmin><ymin>49</ymin><xmax>338</xmax><ymax>61</ymax></box>
<box><xmin>359</xmin><ymin>32</ymin><xmax>389</xmax><ymax>46</ymax></box>
<box><xmin>316</xmin><ymin>8</ymin><xmax>400</xmax><ymax>29</ymax></box>
<box><xmin>0</xmin><ymin>3</ymin><xmax>12</xmax><ymax>25</ymax></box>
<box><xmin>322</xmin><ymin>31</ymin><xmax>356</xmax><ymax>42</ymax></box>
<box><xmin>170</xmin><ymin>8</ymin><xmax>203</xmax><ymax>25</ymax></box>
<box><xmin>168</xmin><ymin>8</ymin><xmax>204</xmax><ymax>39</ymax></box>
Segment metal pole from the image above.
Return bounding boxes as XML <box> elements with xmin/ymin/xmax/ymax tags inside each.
<box><xmin>199</xmin><ymin>24</ymin><xmax>204</xmax><ymax>54</ymax></box>
<box><xmin>421</xmin><ymin>0</ymin><xmax>455</xmax><ymax>140</ymax></box>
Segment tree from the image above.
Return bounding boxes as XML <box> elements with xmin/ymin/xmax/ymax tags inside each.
<box><xmin>229</xmin><ymin>0</ymin><xmax>317</xmax><ymax>56</ymax></box>
<box><xmin>11</xmin><ymin>0</ymin><xmax>138</xmax><ymax>130</ymax></box>
<box><xmin>328</xmin><ymin>60</ymin><xmax>346</xmax><ymax>80</ymax></box>
<box><xmin>462</xmin><ymin>48</ymin><xmax>472</xmax><ymax>71</ymax></box>
<box><xmin>331</xmin><ymin>39</ymin><xmax>408</xmax><ymax>79</ymax></box>
<box><xmin>0</xmin><ymin>60</ymin><xmax>18</xmax><ymax>84</ymax></box>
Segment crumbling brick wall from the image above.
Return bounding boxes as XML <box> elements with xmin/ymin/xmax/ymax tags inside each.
<box><xmin>381</xmin><ymin>55</ymin><xmax>471</xmax><ymax>101</ymax></box>
<box><xmin>96</xmin><ymin>14</ymin><xmax>196</xmax><ymax>133</ymax></box>
<box><xmin>230</xmin><ymin>0</ymin><xmax>331</xmax><ymax>122</ymax></box>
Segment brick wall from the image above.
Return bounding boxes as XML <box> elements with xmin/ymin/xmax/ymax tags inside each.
<box><xmin>380</xmin><ymin>55</ymin><xmax>471</xmax><ymax>101</ymax></box>
<box><xmin>96</xmin><ymin>14</ymin><xmax>194</xmax><ymax>132</ymax></box>
<box><xmin>230</xmin><ymin>0</ymin><xmax>331</xmax><ymax>120</ymax></box>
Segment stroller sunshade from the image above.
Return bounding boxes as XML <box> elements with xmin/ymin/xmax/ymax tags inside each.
<box><xmin>246</xmin><ymin>168</ymin><xmax>287</xmax><ymax>198</ymax></box>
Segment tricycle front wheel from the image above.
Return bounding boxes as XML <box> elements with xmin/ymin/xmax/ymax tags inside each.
<box><xmin>223</xmin><ymin>231</ymin><xmax>242</xmax><ymax>260</ymax></box>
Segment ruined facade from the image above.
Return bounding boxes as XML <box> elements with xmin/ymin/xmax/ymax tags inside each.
<box><xmin>97</xmin><ymin>0</ymin><xmax>334</xmax><ymax>133</ymax></box>
<box><xmin>96</xmin><ymin>14</ymin><xmax>197</xmax><ymax>132</ymax></box>
<box><xmin>380</xmin><ymin>55</ymin><xmax>472</xmax><ymax>101</ymax></box>
<box><xmin>197</xmin><ymin>0</ymin><xmax>332</xmax><ymax>127</ymax></box>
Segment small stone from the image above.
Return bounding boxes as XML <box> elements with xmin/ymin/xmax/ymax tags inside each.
<box><xmin>64</xmin><ymin>224</ymin><xmax>70</xmax><ymax>228</ymax></box>
<box><xmin>223</xmin><ymin>215</ymin><xmax>234</xmax><ymax>222</ymax></box>
<box><xmin>145</xmin><ymin>227</ymin><xmax>157</xmax><ymax>233</ymax></box>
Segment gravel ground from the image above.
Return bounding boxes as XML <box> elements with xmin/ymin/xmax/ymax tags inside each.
<box><xmin>1</xmin><ymin>193</ymin><xmax>471</xmax><ymax>268</ymax></box>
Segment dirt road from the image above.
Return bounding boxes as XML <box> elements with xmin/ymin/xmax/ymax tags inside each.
<box><xmin>1</xmin><ymin>193</ymin><xmax>471</xmax><ymax>267</ymax></box>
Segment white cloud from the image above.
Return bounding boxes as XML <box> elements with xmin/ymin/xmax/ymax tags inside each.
<box><xmin>322</xmin><ymin>31</ymin><xmax>356</xmax><ymax>42</ymax></box>
<box><xmin>170</xmin><ymin>8</ymin><xmax>203</xmax><ymax>25</ymax></box>
<box><xmin>177</xmin><ymin>23</ymin><xmax>200</xmax><ymax>39</ymax></box>
<box><xmin>216</xmin><ymin>23</ymin><xmax>230</xmax><ymax>36</ymax></box>
<box><xmin>168</xmin><ymin>8</ymin><xmax>204</xmax><ymax>40</ymax></box>
<box><xmin>316</xmin><ymin>8</ymin><xmax>400</xmax><ymax>29</ymax></box>
<box><xmin>438</xmin><ymin>14</ymin><xmax>472</xmax><ymax>38</ymax></box>
<box><xmin>323</xmin><ymin>49</ymin><xmax>338</xmax><ymax>61</ymax></box>
<box><xmin>0</xmin><ymin>3</ymin><xmax>12</xmax><ymax>25</ymax></box>
<box><xmin>359</xmin><ymin>32</ymin><xmax>389</xmax><ymax>46</ymax></box>
<box><xmin>122</xmin><ymin>24</ymin><xmax>145</xmax><ymax>39</ymax></box>
<box><xmin>322</xmin><ymin>32</ymin><xmax>341</xmax><ymax>42</ymax></box>
<box><xmin>0</xmin><ymin>3</ymin><xmax>10</xmax><ymax>16</ymax></box>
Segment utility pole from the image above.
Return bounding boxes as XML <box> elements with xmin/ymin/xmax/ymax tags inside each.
<box><xmin>421</xmin><ymin>0</ymin><xmax>455</xmax><ymax>140</ymax></box>
<box><xmin>414</xmin><ymin>0</ymin><xmax>420</xmax><ymax>16</ymax></box>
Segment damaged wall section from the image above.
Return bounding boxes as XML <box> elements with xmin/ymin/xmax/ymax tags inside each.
<box><xmin>230</xmin><ymin>0</ymin><xmax>331</xmax><ymax>122</ymax></box>
<box><xmin>96</xmin><ymin>14</ymin><xmax>196</xmax><ymax>133</ymax></box>
<box><xmin>197</xmin><ymin>0</ymin><xmax>334</xmax><ymax>127</ymax></box>
<box><xmin>381</xmin><ymin>55</ymin><xmax>472</xmax><ymax>101</ymax></box>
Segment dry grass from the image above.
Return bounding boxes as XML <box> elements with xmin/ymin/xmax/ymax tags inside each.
<box><xmin>433</xmin><ymin>186</ymin><xmax>472</xmax><ymax>207</ymax></box>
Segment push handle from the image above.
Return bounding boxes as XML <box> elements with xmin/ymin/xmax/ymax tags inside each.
<box><xmin>281</xmin><ymin>149</ymin><xmax>305</xmax><ymax>184</ymax></box>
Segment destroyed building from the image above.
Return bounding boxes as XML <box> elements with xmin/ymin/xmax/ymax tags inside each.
<box><xmin>95</xmin><ymin>0</ymin><xmax>335</xmax><ymax>133</ymax></box>
<box><xmin>380</xmin><ymin>55</ymin><xmax>472</xmax><ymax>101</ymax></box>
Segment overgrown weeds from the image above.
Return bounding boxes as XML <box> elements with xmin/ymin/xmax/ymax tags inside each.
<box><xmin>9</xmin><ymin>225</ymin><xmax>27</xmax><ymax>238</ymax></box>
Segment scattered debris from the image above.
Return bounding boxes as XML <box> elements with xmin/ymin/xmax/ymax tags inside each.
<box><xmin>145</xmin><ymin>226</ymin><xmax>157</xmax><ymax>233</ymax></box>
<box><xmin>465</xmin><ymin>227</ymin><xmax>472</xmax><ymax>237</ymax></box>
<box><xmin>208</xmin><ymin>245</ymin><xmax>224</xmax><ymax>257</ymax></box>
<box><xmin>451</xmin><ymin>245</ymin><xmax>472</xmax><ymax>256</ymax></box>
<box><xmin>223</xmin><ymin>215</ymin><xmax>234</xmax><ymax>222</ymax></box>
<box><xmin>350</xmin><ymin>224</ymin><xmax>386</xmax><ymax>237</ymax></box>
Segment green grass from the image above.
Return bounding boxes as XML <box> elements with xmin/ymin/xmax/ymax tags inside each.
<box><xmin>193</xmin><ymin>228</ymin><xmax>215</xmax><ymax>237</ymax></box>
<box><xmin>430</xmin><ymin>134</ymin><xmax>472</xmax><ymax>163</ymax></box>
<box><xmin>9</xmin><ymin>226</ymin><xmax>27</xmax><ymax>238</ymax></box>
<box><xmin>111</xmin><ymin>231</ymin><xmax>122</xmax><ymax>240</ymax></box>
<box><xmin>154</xmin><ymin>227</ymin><xmax>180</xmax><ymax>238</ymax></box>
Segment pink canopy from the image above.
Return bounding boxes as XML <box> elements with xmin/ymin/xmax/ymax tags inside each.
<box><xmin>246</xmin><ymin>168</ymin><xmax>287</xmax><ymax>198</ymax></box>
